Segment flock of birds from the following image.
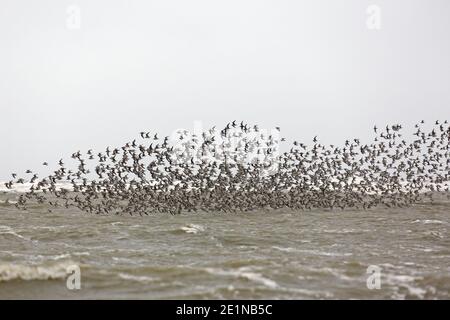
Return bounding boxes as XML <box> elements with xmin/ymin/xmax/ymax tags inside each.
<box><xmin>4</xmin><ymin>120</ymin><xmax>450</xmax><ymax>215</ymax></box>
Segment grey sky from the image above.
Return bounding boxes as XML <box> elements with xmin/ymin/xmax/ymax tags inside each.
<box><xmin>1</xmin><ymin>0</ymin><xmax>449</xmax><ymax>180</ymax></box>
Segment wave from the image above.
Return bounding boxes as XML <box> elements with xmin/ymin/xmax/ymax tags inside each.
<box><xmin>0</xmin><ymin>199</ymin><xmax>17</xmax><ymax>205</ymax></box>
<box><xmin>0</xmin><ymin>182</ymin><xmax>72</xmax><ymax>193</ymax></box>
<box><xmin>411</xmin><ymin>219</ymin><xmax>445</xmax><ymax>225</ymax></box>
<box><xmin>179</xmin><ymin>224</ymin><xmax>206</xmax><ymax>234</ymax></box>
<box><xmin>203</xmin><ymin>267</ymin><xmax>279</xmax><ymax>289</ymax></box>
<box><xmin>118</xmin><ymin>273</ymin><xmax>158</xmax><ymax>283</ymax></box>
<box><xmin>6</xmin><ymin>120</ymin><xmax>450</xmax><ymax>214</ymax></box>
<box><xmin>0</xmin><ymin>261</ymin><xmax>76</xmax><ymax>282</ymax></box>
<box><xmin>0</xmin><ymin>225</ymin><xmax>30</xmax><ymax>241</ymax></box>
<box><xmin>271</xmin><ymin>246</ymin><xmax>353</xmax><ymax>257</ymax></box>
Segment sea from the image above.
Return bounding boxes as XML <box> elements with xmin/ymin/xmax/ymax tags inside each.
<box><xmin>0</xmin><ymin>191</ymin><xmax>449</xmax><ymax>299</ymax></box>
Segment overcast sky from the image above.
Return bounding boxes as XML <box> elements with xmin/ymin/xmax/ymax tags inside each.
<box><xmin>1</xmin><ymin>0</ymin><xmax>449</xmax><ymax>180</ymax></box>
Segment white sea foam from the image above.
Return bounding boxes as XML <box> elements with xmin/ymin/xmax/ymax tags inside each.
<box><xmin>411</xmin><ymin>219</ymin><xmax>444</xmax><ymax>224</ymax></box>
<box><xmin>204</xmin><ymin>267</ymin><xmax>278</xmax><ymax>289</ymax></box>
<box><xmin>0</xmin><ymin>261</ymin><xmax>76</xmax><ymax>282</ymax></box>
<box><xmin>271</xmin><ymin>246</ymin><xmax>352</xmax><ymax>257</ymax></box>
<box><xmin>28</xmin><ymin>225</ymin><xmax>67</xmax><ymax>232</ymax></box>
<box><xmin>0</xmin><ymin>199</ymin><xmax>17</xmax><ymax>205</ymax></box>
<box><xmin>180</xmin><ymin>224</ymin><xmax>205</xmax><ymax>234</ymax></box>
<box><xmin>322</xmin><ymin>228</ymin><xmax>370</xmax><ymax>234</ymax></box>
<box><xmin>384</xmin><ymin>273</ymin><xmax>429</xmax><ymax>299</ymax></box>
<box><xmin>0</xmin><ymin>225</ymin><xmax>30</xmax><ymax>241</ymax></box>
<box><xmin>0</xmin><ymin>181</ymin><xmax>72</xmax><ymax>193</ymax></box>
<box><xmin>271</xmin><ymin>246</ymin><xmax>296</xmax><ymax>253</ymax></box>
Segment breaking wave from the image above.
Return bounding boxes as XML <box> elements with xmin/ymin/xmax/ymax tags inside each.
<box><xmin>0</xmin><ymin>261</ymin><xmax>76</xmax><ymax>282</ymax></box>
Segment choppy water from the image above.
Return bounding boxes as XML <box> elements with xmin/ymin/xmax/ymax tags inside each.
<box><xmin>0</xmin><ymin>193</ymin><xmax>449</xmax><ymax>299</ymax></box>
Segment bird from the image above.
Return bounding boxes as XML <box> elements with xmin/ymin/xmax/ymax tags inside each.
<box><xmin>9</xmin><ymin>120</ymin><xmax>450</xmax><ymax>215</ymax></box>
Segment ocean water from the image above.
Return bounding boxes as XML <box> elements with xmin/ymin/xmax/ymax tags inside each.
<box><xmin>0</xmin><ymin>192</ymin><xmax>449</xmax><ymax>299</ymax></box>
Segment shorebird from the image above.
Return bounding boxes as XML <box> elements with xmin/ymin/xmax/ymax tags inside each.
<box><xmin>10</xmin><ymin>120</ymin><xmax>450</xmax><ymax>215</ymax></box>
